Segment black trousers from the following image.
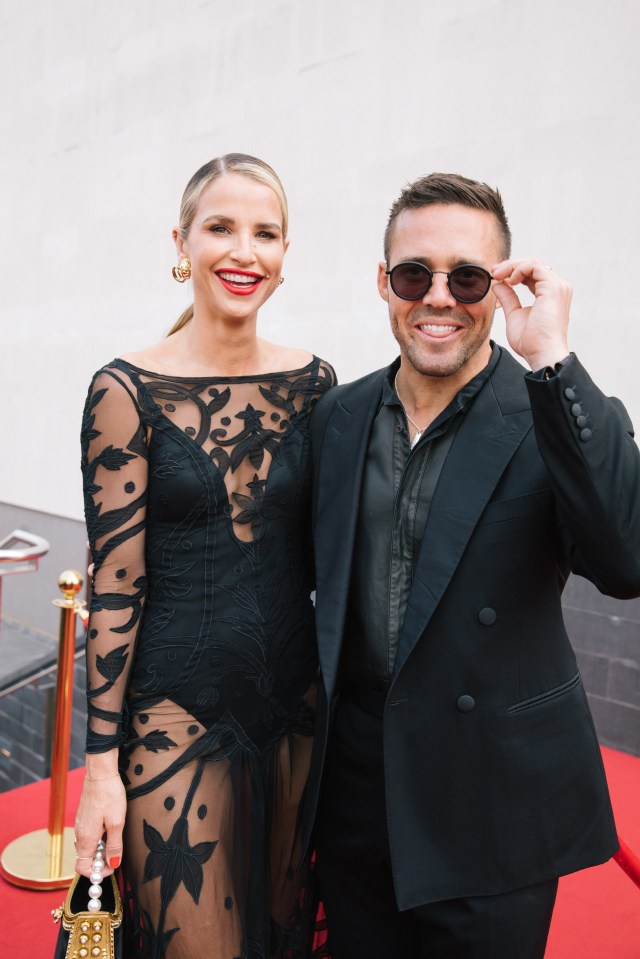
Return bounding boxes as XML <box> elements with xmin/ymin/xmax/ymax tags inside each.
<box><xmin>315</xmin><ymin>696</ymin><xmax>558</xmax><ymax>959</ymax></box>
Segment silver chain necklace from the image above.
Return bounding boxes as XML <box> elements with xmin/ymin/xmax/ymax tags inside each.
<box><xmin>394</xmin><ymin>373</ymin><xmax>428</xmax><ymax>449</ymax></box>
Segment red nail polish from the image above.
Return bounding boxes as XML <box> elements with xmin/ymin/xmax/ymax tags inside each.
<box><xmin>109</xmin><ymin>856</ymin><xmax>121</xmax><ymax>869</ymax></box>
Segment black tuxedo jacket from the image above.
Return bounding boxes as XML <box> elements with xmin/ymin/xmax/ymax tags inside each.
<box><xmin>306</xmin><ymin>347</ymin><xmax>640</xmax><ymax>909</ymax></box>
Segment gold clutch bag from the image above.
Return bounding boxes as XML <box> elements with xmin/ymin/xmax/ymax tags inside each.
<box><xmin>52</xmin><ymin>871</ymin><xmax>123</xmax><ymax>959</ymax></box>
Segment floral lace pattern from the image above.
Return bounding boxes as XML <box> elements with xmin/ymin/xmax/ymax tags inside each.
<box><xmin>81</xmin><ymin>356</ymin><xmax>335</xmax><ymax>959</ymax></box>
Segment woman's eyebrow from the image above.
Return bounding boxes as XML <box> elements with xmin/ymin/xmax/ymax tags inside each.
<box><xmin>201</xmin><ymin>213</ymin><xmax>234</xmax><ymax>225</ymax></box>
<box><xmin>200</xmin><ymin>214</ymin><xmax>281</xmax><ymax>232</ymax></box>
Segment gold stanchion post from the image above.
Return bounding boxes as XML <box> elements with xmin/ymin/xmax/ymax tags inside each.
<box><xmin>0</xmin><ymin>570</ymin><xmax>86</xmax><ymax>890</ymax></box>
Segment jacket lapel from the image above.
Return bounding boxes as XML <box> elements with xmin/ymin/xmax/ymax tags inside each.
<box><xmin>392</xmin><ymin>352</ymin><xmax>533</xmax><ymax>681</ymax></box>
<box><xmin>314</xmin><ymin>369</ymin><xmax>387</xmax><ymax>697</ymax></box>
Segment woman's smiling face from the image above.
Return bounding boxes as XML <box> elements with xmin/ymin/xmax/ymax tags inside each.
<box><xmin>176</xmin><ymin>172</ymin><xmax>288</xmax><ymax>323</ymax></box>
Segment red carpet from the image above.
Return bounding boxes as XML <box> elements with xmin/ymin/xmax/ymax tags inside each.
<box><xmin>545</xmin><ymin>746</ymin><xmax>640</xmax><ymax>958</ymax></box>
<box><xmin>0</xmin><ymin>766</ymin><xmax>85</xmax><ymax>956</ymax></box>
<box><xmin>1</xmin><ymin>749</ymin><xmax>638</xmax><ymax>957</ymax></box>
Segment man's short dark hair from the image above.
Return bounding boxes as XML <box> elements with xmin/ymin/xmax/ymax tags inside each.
<box><xmin>383</xmin><ymin>172</ymin><xmax>511</xmax><ymax>264</ymax></box>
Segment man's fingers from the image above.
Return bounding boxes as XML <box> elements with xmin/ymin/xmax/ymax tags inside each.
<box><xmin>492</xmin><ymin>258</ymin><xmax>556</xmax><ymax>287</ymax></box>
<box><xmin>493</xmin><ymin>281</ymin><xmax>522</xmax><ymax>315</ymax></box>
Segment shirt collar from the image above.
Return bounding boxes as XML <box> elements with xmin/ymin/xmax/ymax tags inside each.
<box><xmin>382</xmin><ymin>341</ymin><xmax>501</xmax><ymax>429</ymax></box>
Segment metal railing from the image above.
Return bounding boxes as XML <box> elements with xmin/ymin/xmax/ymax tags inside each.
<box><xmin>0</xmin><ymin>528</ymin><xmax>50</xmax><ymax>565</ymax></box>
<box><xmin>0</xmin><ymin>529</ymin><xmax>50</xmax><ymax>620</ymax></box>
<box><xmin>0</xmin><ymin>527</ymin><xmax>87</xmax><ymax>702</ymax></box>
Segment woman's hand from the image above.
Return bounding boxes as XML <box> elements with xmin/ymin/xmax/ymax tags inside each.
<box><xmin>74</xmin><ymin>753</ymin><xmax>126</xmax><ymax>878</ymax></box>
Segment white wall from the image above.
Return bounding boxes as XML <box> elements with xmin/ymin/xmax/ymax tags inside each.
<box><xmin>2</xmin><ymin>0</ymin><xmax>639</xmax><ymax>520</ymax></box>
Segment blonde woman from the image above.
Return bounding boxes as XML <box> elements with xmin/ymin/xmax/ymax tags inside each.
<box><xmin>73</xmin><ymin>154</ymin><xmax>335</xmax><ymax>958</ymax></box>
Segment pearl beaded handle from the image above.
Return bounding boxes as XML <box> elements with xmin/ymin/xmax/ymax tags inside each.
<box><xmin>87</xmin><ymin>839</ymin><xmax>106</xmax><ymax>912</ymax></box>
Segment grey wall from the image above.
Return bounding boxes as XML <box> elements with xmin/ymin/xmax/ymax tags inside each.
<box><xmin>0</xmin><ymin>649</ymin><xmax>86</xmax><ymax>792</ymax></box>
<box><xmin>564</xmin><ymin>576</ymin><xmax>640</xmax><ymax>757</ymax></box>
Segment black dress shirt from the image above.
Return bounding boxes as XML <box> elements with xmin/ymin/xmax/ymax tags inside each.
<box><xmin>341</xmin><ymin>344</ymin><xmax>500</xmax><ymax>690</ymax></box>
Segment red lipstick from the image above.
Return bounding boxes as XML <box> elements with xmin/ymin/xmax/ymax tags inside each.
<box><xmin>215</xmin><ymin>269</ymin><xmax>264</xmax><ymax>296</ymax></box>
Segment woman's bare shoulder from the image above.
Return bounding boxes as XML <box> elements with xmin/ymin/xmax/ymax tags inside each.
<box><xmin>118</xmin><ymin>339</ymin><xmax>176</xmax><ymax>375</ymax></box>
<box><xmin>260</xmin><ymin>341</ymin><xmax>314</xmax><ymax>372</ymax></box>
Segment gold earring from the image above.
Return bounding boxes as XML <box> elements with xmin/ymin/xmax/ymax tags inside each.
<box><xmin>172</xmin><ymin>256</ymin><xmax>191</xmax><ymax>283</ymax></box>
<box><xmin>279</xmin><ymin>276</ymin><xmax>285</xmax><ymax>286</ymax></box>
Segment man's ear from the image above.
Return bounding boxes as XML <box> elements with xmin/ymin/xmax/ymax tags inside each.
<box><xmin>377</xmin><ymin>261</ymin><xmax>390</xmax><ymax>302</ymax></box>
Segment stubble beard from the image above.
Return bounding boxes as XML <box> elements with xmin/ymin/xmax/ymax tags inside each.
<box><xmin>391</xmin><ymin>307</ymin><xmax>493</xmax><ymax>379</ymax></box>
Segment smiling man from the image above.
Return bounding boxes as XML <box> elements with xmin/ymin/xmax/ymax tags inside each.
<box><xmin>306</xmin><ymin>173</ymin><xmax>640</xmax><ymax>958</ymax></box>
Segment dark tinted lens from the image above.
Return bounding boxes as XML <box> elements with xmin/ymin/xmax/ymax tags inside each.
<box><xmin>390</xmin><ymin>263</ymin><xmax>432</xmax><ymax>300</ymax></box>
<box><xmin>448</xmin><ymin>265</ymin><xmax>491</xmax><ymax>303</ymax></box>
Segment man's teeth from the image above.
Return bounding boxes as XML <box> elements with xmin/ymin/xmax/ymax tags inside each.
<box><xmin>218</xmin><ymin>272</ymin><xmax>260</xmax><ymax>284</ymax></box>
<box><xmin>419</xmin><ymin>324</ymin><xmax>457</xmax><ymax>332</ymax></box>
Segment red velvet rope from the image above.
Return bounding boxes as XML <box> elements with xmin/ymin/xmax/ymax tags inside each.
<box><xmin>614</xmin><ymin>836</ymin><xmax>640</xmax><ymax>890</ymax></box>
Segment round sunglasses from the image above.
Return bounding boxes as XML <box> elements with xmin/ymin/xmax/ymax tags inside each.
<box><xmin>385</xmin><ymin>261</ymin><xmax>493</xmax><ymax>304</ymax></box>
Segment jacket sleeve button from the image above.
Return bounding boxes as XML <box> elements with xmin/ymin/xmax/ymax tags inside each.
<box><xmin>478</xmin><ymin>607</ymin><xmax>497</xmax><ymax>625</ymax></box>
<box><xmin>564</xmin><ymin>388</ymin><xmax>576</xmax><ymax>401</ymax></box>
<box><xmin>570</xmin><ymin>403</ymin><xmax>582</xmax><ymax>417</ymax></box>
<box><xmin>580</xmin><ymin>428</ymin><xmax>593</xmax><ymax>441</ymax></box>
<box><xmin>576</xmin><ymin>415</ymin><xmax>588</xmax><ymax>428</ymax></box>
<box><xmin>457</xmin><ymin>695</ymin><xmax>476</xmax><ymax>712</ymax></box>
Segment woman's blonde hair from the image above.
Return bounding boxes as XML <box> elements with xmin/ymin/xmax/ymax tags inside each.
<box><xmin>168</xmin><ymin>153</ymin><xmax>288</xmax><ymax>335</ymax></box>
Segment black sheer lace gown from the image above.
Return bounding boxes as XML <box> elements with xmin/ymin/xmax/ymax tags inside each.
<box><xmin>81</xmin><ymin>356</ymin><xmax>335</xmax><ymax>959</ymax></box>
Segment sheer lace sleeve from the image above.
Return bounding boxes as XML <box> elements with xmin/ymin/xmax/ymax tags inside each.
<box><xmin>318</xmin><ymin>359</ymin><xmax>337</xmax><ymax>391</ymax></box>
<box><xmin>81</xmin><ymin>367</ymin><xmax>149</xmax><ymax>753</ymax></box>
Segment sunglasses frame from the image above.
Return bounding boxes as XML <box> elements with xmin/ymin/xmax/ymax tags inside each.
<box><xmin>385</xmin><ymin>261</ymin><xmax>493</xmax><ymax>304</ymax></box>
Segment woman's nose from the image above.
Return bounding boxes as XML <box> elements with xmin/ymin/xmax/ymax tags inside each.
<box><xmin>230</xmin><ymin>232</ymin><xmax>256</xmax><ymax>264</ymax></box>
